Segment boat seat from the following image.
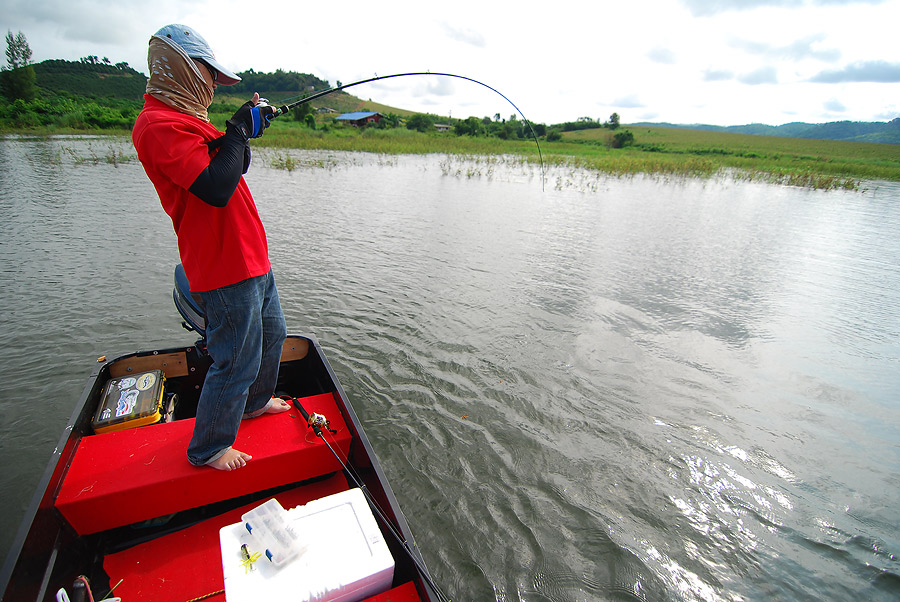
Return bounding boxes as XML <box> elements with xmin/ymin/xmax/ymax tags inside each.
<box><xmin>173</xmin><ymin>262</ymin><xmax>206</xmax><ymax>337</ymax></box>
<box><xmin>55</xmin><ymin>393</ymin><xmax>352</xmax><ymax>535</ymax></box>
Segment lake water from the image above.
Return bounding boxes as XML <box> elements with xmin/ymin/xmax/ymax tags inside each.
<box><xmin>1</xmin><ymin>136</ymin><xmax>898</xmax><ymax>601</ymax></box>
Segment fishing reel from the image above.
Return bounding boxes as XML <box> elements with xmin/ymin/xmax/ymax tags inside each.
<box><xmin>279</xmin><ymin>395</ymin><xmax>338</xmax><ymax>435</ymax></box>
<box><xmin>307</xmin><ymin>412</ymin><xmax>337</xmax><ymax>434</ymax></box>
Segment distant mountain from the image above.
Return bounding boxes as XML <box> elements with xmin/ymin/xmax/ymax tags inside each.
<box><xmin>29</xmin><ymin>59</ymin><xmax>346</xmax><ymax>108</ymax></box>
<box><xmin>631</xmin><ymin>119</ymin><xmax>900</xmax><ymax>145</ymax></box>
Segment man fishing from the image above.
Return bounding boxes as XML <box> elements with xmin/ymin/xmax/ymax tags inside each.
<box><xmin>132</xmin><ymin>24</ymin><xmax>291</xmax><ymax>471</ymax></box>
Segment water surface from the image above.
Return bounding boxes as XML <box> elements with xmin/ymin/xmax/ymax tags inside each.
<box><xmin>1</xmin><ymin>138</ymin><xmax>898</xmax><ymax>601</ymax></box>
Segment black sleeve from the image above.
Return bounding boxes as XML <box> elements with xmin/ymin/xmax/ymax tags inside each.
<box><xmin>188</xmin><ymin>129</ymin><xmax>249</xmax><ymax>208</ymax></box>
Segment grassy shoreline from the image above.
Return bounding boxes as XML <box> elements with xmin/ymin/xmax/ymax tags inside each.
<box><xmin>5</xmin><ymin>119</ymin><xmax>900</xmax><ymax>191</ymax></box>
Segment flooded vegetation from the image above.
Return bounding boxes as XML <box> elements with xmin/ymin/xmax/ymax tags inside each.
<box><xmin>11</xmin><ymin>129</ymin><xmax>893</xmax><ymax>197</ymax></box>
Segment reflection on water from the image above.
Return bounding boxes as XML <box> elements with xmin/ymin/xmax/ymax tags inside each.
<box><xmin>1</xmin><ymin>138</ymin><xmax>899</xmax><ymax>601</ymax></box>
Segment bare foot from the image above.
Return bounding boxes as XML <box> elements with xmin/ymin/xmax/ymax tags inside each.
<box><xmin>264</xmin><ymin>397</ymin><xmax>292</xmax><ymax>414</ymax></box>
<box><xmin>207</xmin><ymin>447</ymin><xmax>252</xmax><ymax>471</ymax></box>
<box><xmin>243</xmin><ymin>397</ymin><xmax>293</xmax><ymax>420</ymax></box>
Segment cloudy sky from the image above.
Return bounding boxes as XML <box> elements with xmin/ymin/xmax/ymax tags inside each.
<box><xmin>3</xmin><ymin>0</ymin><xmax>899</xmax><ymax>126</ymax></box>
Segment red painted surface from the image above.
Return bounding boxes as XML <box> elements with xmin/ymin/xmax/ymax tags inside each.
<box><xmin>56</xmin><ymin>393</ymin><xmax>351</xmax><ymax>534</ymax></box>
<box><xmin>361</xmin><ymin>580</ymin><xmax>423</xmax><ymax>601</ymax></box>
<box><xmin>103</xmin><ymin>472</ymin><xmax>349</xmax><ymax>602</ymax></box>
<box><xmin>103</xmin><ymin>472</ymin><xmax>424</xmax><ymax>602</ymax></box>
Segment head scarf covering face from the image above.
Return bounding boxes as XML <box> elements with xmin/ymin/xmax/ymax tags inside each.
<box><xmin>145</xmin><ymin>35</ymin><xmax>214</xmax><ymax>121</ymax></box>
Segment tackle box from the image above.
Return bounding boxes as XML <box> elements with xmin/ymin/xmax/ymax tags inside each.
<box><xmin>92</xmin><ymin>370</ymin><xmax>171</xmax><ymax>434</ymax></box>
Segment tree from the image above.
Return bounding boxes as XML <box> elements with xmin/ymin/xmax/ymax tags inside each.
<box><xmin>454</xmin><ymin>116</ymin><xmax>484</xmax><ymax>136</ymax></box>
<box><xmin>406</xmin><ymin>113</ymin><xmax>435</xmax><ymax>133</ymax></box>
<box><xmin>376</xmin><ymin>113</ymin><xmax>401</xmax><ymax>129</ymax></box>
<box><xmin>1</xmin><ymin>30</ymin><xmax>36</xmax><ymax>101</ymax></box>
<box><xmin>5</xmin><ymin>30</ymin><xmax>31</xmax><ymax>68</ymax></box>
<box><xmin>607</xmin><ymin>112</ymin><xmax>621</xmax><ymax>130</ymax></box>
<box><xmin>291</xmin><ymin>100</ymin><xmax>315</xmax><ymax>123</ymax></box>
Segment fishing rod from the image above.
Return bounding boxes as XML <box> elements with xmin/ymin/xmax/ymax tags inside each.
<box><xmin>288</xmin><ymin>396</ymin><xmax>452</xmax><ymax>602</ymax></box>
<box><xmin>264</xmin><ymin>71</ymin><xmax>545</xmax><ymax>189</ymax></box>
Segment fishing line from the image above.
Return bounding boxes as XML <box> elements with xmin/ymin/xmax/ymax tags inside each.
<box><xmin>267</xmin><ymin>71</ymin><xmax>545</xmax><ymax>190</ymax></box>
<box><xmin>289</xmin><ymin>397</ymin><xmax>452</xmax><ymax>602</ymax></box>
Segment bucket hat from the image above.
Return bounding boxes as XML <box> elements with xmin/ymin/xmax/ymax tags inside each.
<box><xmin>153</xmin><ymin>24</ymin><xmax>241</xmax><ymax>85</ymax></box>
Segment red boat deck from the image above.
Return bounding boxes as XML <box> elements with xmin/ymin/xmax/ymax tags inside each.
<box><xmin>103</xmin><ymin>472</ymin><xmax>347</xmax><ymax>601</ymax></box>
<box><xmin>1</xmin><ymin>338</ymin><xmax>431</xmax><ymax>602</ymax></box>
<box><xmin>56</xmin><ymin>393</ymin><xmax>351</xmax><ymax>534</ymax></box>
<box><xmin>54</xmin><ymin>390</ymin><xmax>425</xmax><ymax>601</ymax></box>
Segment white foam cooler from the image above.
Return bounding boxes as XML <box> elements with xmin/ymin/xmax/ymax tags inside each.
<box><xmin>219</xmin><ymin>488</ymin><xmax>394</xmax><ymax>602</ymax></box>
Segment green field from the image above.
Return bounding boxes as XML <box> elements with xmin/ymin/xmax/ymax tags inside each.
<box><xmin>561</xmin><ymin>125</ymin><xmax>900</xmax><ymax>187</ymax></box>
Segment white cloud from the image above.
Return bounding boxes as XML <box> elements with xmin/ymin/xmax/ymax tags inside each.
<box><xmin>647</xmin><ymin>47</ymin><xmax>677</xmax><ymax>65</ymax></box>
<box><xmin>703</xmin><ymin>69</ymin><xmax>734</xmax><ymax>82</ymax></box>
<box><xmin>824</xmin><ymin>98</ymin><xmax>847</xmax><ymax>112</ymax></box>
<box><xmin>810</xmin><ymin>61</ymin><xmax>900</xmax><ymax>83</ymax></box>
<box><xmin>440</xmin><ymin>23</ymin><xmax>486</xmax><ymax>48</ymax></box>
<box><xmin>680</xmin><ymin>0</ymin><xmax>890</xmax><ymax>16</ymax></box>
<box><xmin>612</xmin><ymin>95</ymin><xmax>645</xmax><ymax>109</ymax></box>
<box><xmin>729</xmin><ymin>34</ymin><xmax>841</xmax><ymax>62</ymax></box>
<box><xmin>738</xmin><ymin>66</ymin><xmax>779</xmax><ymax>85</ymax></box>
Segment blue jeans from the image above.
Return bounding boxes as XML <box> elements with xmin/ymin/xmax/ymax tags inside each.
<box><xmin>187</xmin><ymin>270</ymin><xmax>287</xmax><ymax>466</ymax></box>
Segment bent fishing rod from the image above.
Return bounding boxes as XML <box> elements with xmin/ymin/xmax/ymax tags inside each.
<box><xmin>263</xmin><ymin>71</ymin><xmax>545</xmax><ymax>189</ymax></box>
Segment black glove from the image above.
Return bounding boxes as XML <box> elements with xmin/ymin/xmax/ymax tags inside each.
<box><xmin>226</xmin><ymin>100</ymin><xmax>276</xmax><ymax>140</ymax></box>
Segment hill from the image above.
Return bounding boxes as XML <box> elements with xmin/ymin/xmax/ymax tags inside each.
<box><xmin>30</xmin><ymin>58</ymin><xmax>411</xmax><ymax>116</ymax></box>
<box><xmin>33</xmin><ymin>59</ymin><xmax>148</xmax><ymax>99</ymax></box>
<box><xmin>632</xmin><ymin>119</ymin><xmax>900</xmax><ymax>145</ymax></box>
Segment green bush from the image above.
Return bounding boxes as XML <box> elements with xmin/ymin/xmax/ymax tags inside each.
<box><xmin>0</xmin><ymin>94</ymin><xmax>141</xmax><ymax>130</ymax></box>
<box><xmin>611</xmin><ymin>130</ymin><xmax>635</xmax><ymax>148</ymax></box>
<box><xmin>406</xmin><ymin>113</ymin><xmax>435</xmax><ymax>133</ymax></box>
